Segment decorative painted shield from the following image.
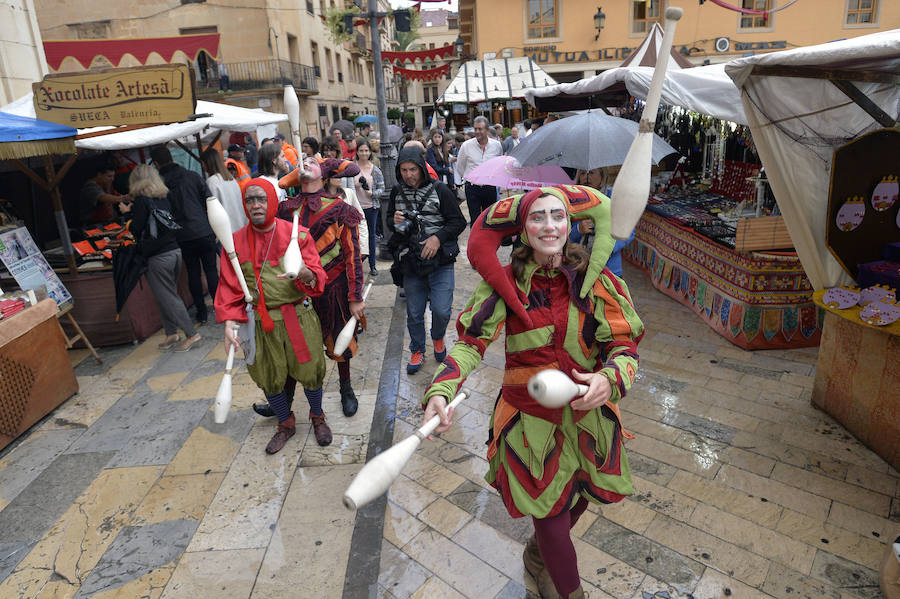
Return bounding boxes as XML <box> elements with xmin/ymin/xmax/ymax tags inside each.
<box><xmin>835</xmin><ymin>196</ymin><xmax>866</xmax><ymax>231</ymax></box>
<box><xmin>859</xmin><ymin>299</ymin><xmax>900</xmax><ymax>326</ymax></box>
<box><xmin>859</xmin><ymin>285</ymin><xmax>895</xmax><ymax>306</ymax></box>
<box><xmin>822</xmin><ymin>286</ymin><xmax>860</xmax><ymax>309</ymax></box>
<box><xmin>871</xmin><ymin>175</ymin><xmax>898</xmax><ymax>212</ymax></box>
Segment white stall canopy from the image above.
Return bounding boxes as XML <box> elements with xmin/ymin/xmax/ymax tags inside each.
<box><xmin>0</xmin><ymin>95</ymin><xmax>287</xmax><ymax>150</ymax></box>
<box><xmin>439</xmin><ymin>57</ymin><xmax>557</xmax><ymax>104</ymax></box>
<box><xmin>525</xmin><ymin>63</ymin><xmax>747</xmax><ymax>125</ymax></box>
<box><xmin>726</xmin><ymin>29</ymin><xmax>900</xmax><ymax>290</ymax></box>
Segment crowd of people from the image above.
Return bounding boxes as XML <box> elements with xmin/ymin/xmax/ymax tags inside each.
<box><xmin>90</xmin><ymin>112</ymin><xmax>636</xmax><ymax>599</ymax></box>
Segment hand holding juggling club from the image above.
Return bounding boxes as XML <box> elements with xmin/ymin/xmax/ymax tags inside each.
<box><xmin>206</xmin><ymin>196</ymin><xmax>253</xmax><ymax>303</ymax></box>
<box><xmin>214</xmin><ymin>327</ymin><xmax>238</xmax><ymax>424</ymax></box>
<box><xmin>527</xmin><ymin>369</ymin><xmax>589</xmax><ymax>408</ymax></box>
<box><xmin>609</xmin><ymin>7</ymin><xmax>683</xmax><ymax>240</ymax></box>
<box><xmin>343</xmin><ymin>388</ymin><xmax>470</xmax><ymax>510</ymax></box>
<box><xmin>332</xmin><ymin>280</ymin><xmax>374</xmax><ymax>356</ymax></box>
<box><xmin>283</xmin><ymin>212</ymin><xmax>305</xmax><ymax>279</ymax></box>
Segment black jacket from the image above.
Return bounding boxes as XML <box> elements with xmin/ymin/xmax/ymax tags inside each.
<box><xmin>158</xmin><ymin>162</ymin><xmax>214</xmax><ymax>243</ymax></box>
<box><xmin>386</xmin><ymin>147</ymin><xmax>466</xmax><ymax>269</ymax></box>
<box><xmin>130</xmin><ymin>194</ymin><xmax>179</xmax><ymax>257</ymax></box>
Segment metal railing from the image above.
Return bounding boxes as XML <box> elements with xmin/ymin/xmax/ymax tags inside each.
<box><xmin>198</xmin><ymin>59</ymin><xmax>318</xmax><ymax>94</ymax></box>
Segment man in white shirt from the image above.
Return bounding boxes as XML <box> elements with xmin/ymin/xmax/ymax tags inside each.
<box><xmin>456</xmin><ymin>116</ymin><xmax>503</xmax><ymax>226</ymax></box>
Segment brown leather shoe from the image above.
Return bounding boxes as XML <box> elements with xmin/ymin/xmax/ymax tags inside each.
<box><xmin>310</xmin><ymin>411</ymin><xmax>332</xmax><ymax>446</ymax></box>
<box><xmin>523</xmin><ymin>534</ymin><xmax>544</xmax><ymax>579</ymax></box>
<box><xmin>265</xmin><ymin>413</ymin><xmax>296</xmax><ymax>454</ymax></box>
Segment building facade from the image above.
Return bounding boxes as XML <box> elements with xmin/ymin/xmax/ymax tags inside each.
<box><xmin>401</xmin><ymin>8</ymin><xmax>459</xmax><ymax>130</ymax></box>
<box><xmin>0</xmin><ymin>0</ymin><xmax>47</xmax><ymax>106</ymax></box>
<box><xmin>458</xmin><ymin>0</ymin><xmax>899</xmax><ymax>83</ymax></box>
<box><xmin>30</xmin><ymin>0</ymin><xmax>400</xmax><ymax>138</ymax></box>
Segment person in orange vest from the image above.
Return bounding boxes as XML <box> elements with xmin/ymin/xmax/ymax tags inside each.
<box><xmin>225</xmin><ymin>144</ymin><xmax>251</xmax><ymax>192</ymax></box>
<box><xmin>274</xmin><ymin>133</ymin><xmax>300</xmax><ymax>170</ymax></box>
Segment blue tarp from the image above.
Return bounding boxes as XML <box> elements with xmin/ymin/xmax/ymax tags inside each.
<box><xmin>0</xmin><ymin>111</ymin><xmax>77</xmax><ymax>143</ymax></box>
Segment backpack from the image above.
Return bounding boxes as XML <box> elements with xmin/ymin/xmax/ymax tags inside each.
<box><xmin>146</xmin><ymin>207</ymin><xmax>182</xmax><ymax>239</ymax></box>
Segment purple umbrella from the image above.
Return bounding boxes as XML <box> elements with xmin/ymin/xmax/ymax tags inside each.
<box><xmin>466</xmin><ymin>156</ymin><xmax>573</xmax><ymax>190</ymax></box>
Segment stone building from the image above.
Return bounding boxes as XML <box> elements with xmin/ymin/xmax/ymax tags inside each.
<box><xmin>30</xmin><ymin>0</ymin><xmax>401</xmax><ymax>138</ymax></box>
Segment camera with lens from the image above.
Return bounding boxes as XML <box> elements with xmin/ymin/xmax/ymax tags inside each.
<box><xmin>394</xmin><ymin>210</ymin><xmax>420</xmax><ymax>237</ymax></box>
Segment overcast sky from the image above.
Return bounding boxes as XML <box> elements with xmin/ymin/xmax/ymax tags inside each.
<box><xmin>390</xmin><ymin>0</ymin><xmax>458</xmax><ymax>10</ymax></box>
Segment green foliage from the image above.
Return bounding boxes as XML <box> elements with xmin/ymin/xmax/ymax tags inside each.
<box><xmin>403</xmin><ymin>111</ymin><xmax>415</xmax><ymax>121</ymax></box>
<box><xmin>387</xmin><ymin>108</ymin><xmax>403</xmax><ymax>120</ymax></box>
<box><xmin>325</xmin><ymin>4</ymin><xmax>362</xmax><ymax>44</ymax></box>
<box><xmin>502</xmin><ymin>127</ymin><xmax>511</xmax><ymax>138</ymax></box>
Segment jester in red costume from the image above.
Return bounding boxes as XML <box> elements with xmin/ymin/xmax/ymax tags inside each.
<box><xmin>215</xmin><ymin>178</ymin><xmax>332</xmax><ymax>454</ymax></box>
<box><xmin>273</xmin><ymin>157</ymin><xmax>367</xmax><ymax>418</ymax></box>
<box><xmin>422</xmin><ymin>186</ymin><xmax>644</xmax><ymax>599</ymax></box>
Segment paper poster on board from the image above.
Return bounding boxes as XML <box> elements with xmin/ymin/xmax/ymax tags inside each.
<box><xmin>0</xmin><ymin>227</ymin><xmax>73</xmax><ymax>310</ymax></box>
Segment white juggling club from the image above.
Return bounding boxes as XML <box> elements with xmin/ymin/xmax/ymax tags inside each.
<box><xmin>283</xmin><ymin>212</ymin><xmax>305</xmax><ymax>279</ymax></box>
<box><xmin>214</xmin><ymin>329</ymin><xmax>238</xmax><ymax>424</ymax></box>
<box><xmin>609</xmin><ymin>7</ymin><xmax>683</xmax><ymax>240</ymax></box>
<box><xmin>527</xmin><ymin>369</ymin><xmax>589</xmax><ymax>409</ymax></box>
<box><xmin>207</xmin><ymin>196</ymin><xmax>253</xmax><ymax>303</ymax></box>
<box><xmin>332</xmin><ymin>280</ymin><xmax>374</xmax><ymax>356</ymax></box>
<box><xmin>283</xmin><ymin>84</ymin><xmax>302</xmax><ymax>150</ymax></box>
<box><xmin>343</xmin><ymin>388</ymin><xmax>470</xmax><ymax>510</ymax></box>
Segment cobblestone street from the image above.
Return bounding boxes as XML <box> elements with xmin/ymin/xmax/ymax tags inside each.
<box><xmin>0</xmin><ymin>230</ymin><xmax>897</xmax><ymax>598</ymax></box>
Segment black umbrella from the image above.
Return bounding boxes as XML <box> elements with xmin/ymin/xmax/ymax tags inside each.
<box><xmin>330</xmin><ymin>119</ymin><xmax>355</xmax><ymax>138</ymax></box>
<box><xmin>112</xmin><ymin>244</ymin><xmax>147</xmax><ymax>316</ymax></box>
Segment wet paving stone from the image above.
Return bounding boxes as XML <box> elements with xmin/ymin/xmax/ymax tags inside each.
<box><xmin>634</xmin><ymin>372</ymin><xmax>690</xmax><ymax>395</ymax></box>
<box><xmin>0</xmin><ymin>451</ymin><xmax>114</xmax><ymax>547</ymax></box>
<box><xmin>446</xmin><ymin>480</ymin><xmax>532</xmax><ymax>544</ymax></box>
<box><xmin>107</xmin><ymin>399</ymin><xmax>210</xmax><ymax>467</ymax></box>
<box><xmin>495</xmin><ymin>579</ymin><xmax>540</xmax><ymax>599</ymax></box>
<box><xmin>0</xmin><ymin>541</ymin><xmax>35</xmax><ymax>582</ymax></box>
<box><xmin>810</xmin><ymin>550</ymin><xmax>882</xmax><ymax>599</ymax></box>
<box><xmin>715</xmin><ymin>358</ymin><xmax>790</xmax><ymax>380</ymax></box>
<box><xmin>73</xmin><ymin>343</ymin><xmax>137</xmax><ymax>376</ymax></box>
<box><xmin>582</xmin><ymin>517</ymin><xmax>705</xmax><ymax>594</ymax></box>
<box><xmin>627</xmin><ymin>452</ymin><xmax>680</xmax><ymax>486</ymax></box>
<box><xmin>660</xmin><ymin>412</ymin><xmax>738</xmax><ymax>444</ymax></box>
<box><xmin>73</xmin><ymin>518</ymin><xmax>199</xmax><ymax>598</ymax></box>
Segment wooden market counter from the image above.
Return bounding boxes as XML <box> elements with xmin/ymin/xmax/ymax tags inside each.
<box><xmin>55</xmin><ymin>266</ymin><xmax>196</xmax><ymax>348</ymax></box>
<box><xmin>624</xmin><ymin>211</ymin><xmax>823</xmax><ymax>350</ymax></box>
<box><xmin>811</xmin><ymin>293</ymin><xmax>900</xmax><ymax>471</ymax></box>
<box><xmin>0</xmin><ymin>299</ymin><xmax>78</xmax><ymax>450</ymax></box>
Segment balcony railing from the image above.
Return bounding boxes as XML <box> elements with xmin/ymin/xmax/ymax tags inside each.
<box><xmin>198</xmin><ymin>59</ymin><xmax>318</xmax><ymax>94</ymax></box>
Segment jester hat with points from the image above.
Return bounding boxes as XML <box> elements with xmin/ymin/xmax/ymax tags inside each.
<box><xmin>467</xmin><ymin>185</ymin><xmax>615</xmax><ymax>326</ymax></box>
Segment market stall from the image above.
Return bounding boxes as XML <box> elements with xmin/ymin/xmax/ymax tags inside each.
<box><xmin>523</xmin><ymin>54</ymin><xmax>823</xmax><ymax>350</ymax></box>
<box><xmin>0</xmin><ymin>115</ymin><xmax>80</xmax><ymax>449</ymax></box>
<box><xmin>0</xmin><ymin>96</ymin><xmax>288</xmax><ymax>346</ymax></box>
<box><xmin>725</xmin><ymin>30</ymin><xmax>900</xmax><ymax>469</ymax></box>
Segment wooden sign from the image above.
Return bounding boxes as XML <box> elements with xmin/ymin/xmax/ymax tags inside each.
<box><xmin>33</xmin><ymin>64</ymin><xmax>196</xmax><ymax>128</ymax></box>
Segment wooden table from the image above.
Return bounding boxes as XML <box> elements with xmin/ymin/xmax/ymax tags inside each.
<box><xmin>0</xmin><ymin>299</ymin><xmax>78</xmax><ymax>450</ymax></box>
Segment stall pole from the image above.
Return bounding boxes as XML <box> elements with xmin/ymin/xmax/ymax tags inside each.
<box><xmin>42</xmin><ymin>155</ymin><xmax>78</xmax><ymax>275</ymax></box>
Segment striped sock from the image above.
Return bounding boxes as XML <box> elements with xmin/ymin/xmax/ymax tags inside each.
<box><xmin>304</xmin><ymin>387</ymin><xmax>323</xmax><ymax>416</ymax></box>
<box><xmin>265</xmin><ymin>390</ymin><xmax>291</xmax><ymax>423</ymax></box>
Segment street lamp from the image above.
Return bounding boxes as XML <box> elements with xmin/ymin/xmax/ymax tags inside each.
<box><xmin>454</xmin><ymin>35</ymin><xmax>465</xmax><ymax>58</ymax></box>
<box><xmin>594</xmin><ymin>7</ymin><xmax>606</xmax><ymax>40</ymax></box>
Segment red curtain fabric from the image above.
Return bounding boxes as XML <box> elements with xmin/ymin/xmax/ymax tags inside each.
<box><xmin>43</xmin><ymin>34</ymin><xmax>220</xmax><ymax>71</ymax></box>
<box><xmin>382</xmin><ymin>44</ymin><xmax>455</xmax><ymax>64</ymax></box>
<box><xmin>394</xmin><ymin>64</ymin><xmax>450</xmax><ymax>82</ymax></box>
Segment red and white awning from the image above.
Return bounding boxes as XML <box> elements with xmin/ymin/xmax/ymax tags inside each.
<box><xmin>43</xmin><ymin>34</ymin><xmax>220</xmax><ymax>71</ymax></box>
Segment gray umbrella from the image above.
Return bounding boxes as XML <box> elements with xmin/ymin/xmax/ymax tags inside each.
<box><xmin>330</xmin><ymin>119</ymin><xmax>355</xmax><ymax>138</ymax></box>
<box><xmin>510</xmin><ymin>112</ymin><xmax>677</xmax><ymax>171</ymax></box>
<box><xmin>386</xmin><ymin>124</ymin><xmax>403</xmax><ymax>144</ymax></box>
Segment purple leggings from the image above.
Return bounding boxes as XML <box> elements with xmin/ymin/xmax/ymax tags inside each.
<box><xmin>532</xmin><ymin>496</ymin><xmax>590</xmax><ymax>596</ymax></box>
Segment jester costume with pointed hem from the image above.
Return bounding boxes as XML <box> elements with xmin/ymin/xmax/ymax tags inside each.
<box><xmin>215</xmin><ymin>180</ymin><xmax>327</xmax><ymax>396</ymax></box>
<box><xmin>277</xmin><ymin>159</ymin><xmax>365</xmax><ymax>361</ymax></box>
<box><xmin>424</xmin><ymin>186</ymin><xmax>644</xmax><ymax>521</ymax></box>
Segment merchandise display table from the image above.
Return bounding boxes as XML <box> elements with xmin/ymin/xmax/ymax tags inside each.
<box><xmin>624</xmin><ymin>211</ymin><xmax>823</xmax><ymax>349</ymax></box>
<box><xmin>0</xmin><ymin>299</ymin><xmax>78</xmax><ymax>450</ymax></box>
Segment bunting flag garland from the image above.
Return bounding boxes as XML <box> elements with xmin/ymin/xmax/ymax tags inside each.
<box><xmin>394</xmin><ymin>63</ymin><xmax>450</xmax><ymax>82</ymax></box>
<box><xmin>382</xmin><ymin>44</ymin><xmax>456</xmax><ymax>64</ymax></box>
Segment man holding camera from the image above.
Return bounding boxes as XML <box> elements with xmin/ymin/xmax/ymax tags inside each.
<box><xmin>387</xmin><ymin>147</ymin><xmax>466</xmax><ymax>374</ymax></box>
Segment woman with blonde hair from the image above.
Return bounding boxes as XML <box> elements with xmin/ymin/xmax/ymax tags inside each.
<box><xmin>126</xmin><ymin>164</ymin><xmax>201</xmax><ymax>351</ymax></box>
<box><xmin>200</xmin><ymin>148</ymin><xmax>245</xmax><ymax>232</ymax></box>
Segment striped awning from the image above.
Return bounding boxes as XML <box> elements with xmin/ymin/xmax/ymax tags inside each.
<box><xmin>620</xmin><ymin>23</ymin><xmax>693</xmax><ymax>69</ymax></box>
